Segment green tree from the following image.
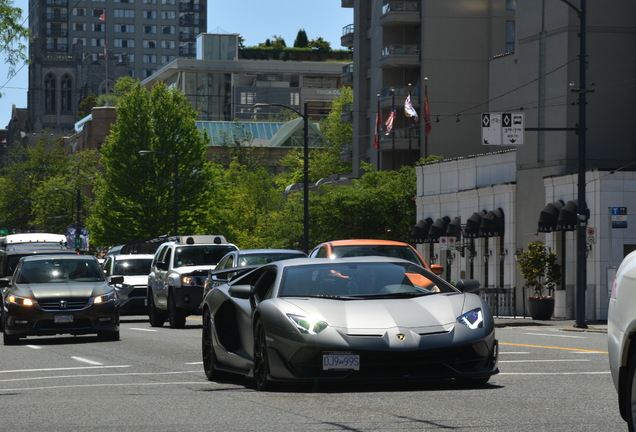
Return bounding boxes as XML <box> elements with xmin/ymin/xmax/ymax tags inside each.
<box><xmin>293</xmin><ymin>29</ymin><xmax>309</xmax><ymax>48</ymax></box>
<box><xmin>77</xmin><ymin>94</ymin><xmax>98</xmax><ymax>120</ymax></box>
<box><xmin>87</xmin><ymin>80</ymin><xmax>217</xmax><ymax>246</ymax></box>
<box><xmin>0</xmin><ymin>136</ymin><xmax>69</xmax><ymax>232</ymax></box>
<box><xmin>308</xmin><ymin>37</ymin><xmax>331</xmax><ymax>52</ymax></box>
<box><xmin>0</xmin><ymin>1</ymin><xmax>29</xmax><ymax>87</ymax></box>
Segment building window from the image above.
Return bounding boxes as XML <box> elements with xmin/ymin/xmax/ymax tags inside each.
<box><xmin>506</xmin><ymin>0</ymin><xmax>516</xmax><ymax>11</ymax></box>
<box><xmin>115</xmin><ymin>0</ymin><xmax>135</xmax><ymax>3</ymax></box>
<box><xmin>91</xmin><ymin>38</ymin><xmax>105</xmax><ymax>47</ymax></box>
<box><xmin>144</xmin><ymin>25</ymin><xmax>157</xmax><ymax>34</ymax></box>
<box><xmin>72</xmin><ymin>38</ymin><xmax>87</xmax><ymax>46</ymax></box>
<box><xmin>73</xmin><ymin>23</ymin><xmax>86</xmax><ymax>31</ymax></box>
<box><xmin>92</xmin><ymin>23</ymin><xmax>104</xmax><ymax>32</ymax></box>
<box><xmin>114</xmin><ymin>9</ymin><xmax>135</xmax><ymax>18</ymax></box>
<box><xmin>93</xmin><ymin>8</ymin><xmax>105</xmax><ymax>18</ymax></box>
<box><xmin>61</xmin><ymin>74</ymin><xmax>73</xmax><ymax>113</ymax></box>
<box><xmin>161</xmin><ymin>11</ymin><xmax>176</xmax><ymax>19</ymax></box>
<box><xmin>115</xmin><ymin>25</ymin><xmax>135</xmax><ymax>33</ymax></box>
<box><xmin>162</xmin><ymin>26</ymin><xmax>175</xmax><ymax>35</ymax></box>
<box><xmin>161</xmin><ymin>40</ymin><xmax>175</xmax><ymax>49</ymax></box>
<box><xmin>143</xmin><ymin>0</ymin><xmax>157</xmax><ymax>3</ymax></box>
<box><xmin>44</xmin><ymin>73</ymin><xmax>56</xmax><ymax>113</ymax></box>
<box><xmin>72</xmin><ymin>8</ymin><xmax>86</xmax><ymax>16</ymax></box>
<box><xmin>143</xmin><ymin>10</ymin><xmax>157</xmax><ymax>19</ymax></box>
<box><xmin>114</xmin><ymin>39</ymin><xmax>135</xmax><ymax>48</ymax></box>
<box><xmin>143</xmin><ymin>69</ymin><xmax>157</xmax><ymax>78</ymax></box>
<box><xmin>161</xmin><ymin>55</ymin><xmax>175</xmax><ymax>64</ymax></box>
<box><xmin>143</xmin><ymin>54</ymin><xmax>157</xmax><ymax>63</ymax></box>
<box><xmin>143</xmin><ymin>40</ymin><xmax>157</xmax><ymax>49</ymax></box>
<box><xmin>290</xmin><ymin>92</ymin><xmax>300</xmax><ymax>106</ymax></box>
<box><xmin>506</xmin><ymin>20</ymin><xmax>515</xmax><ymax>53</ymax></box>
<box><xmin>240</xmin><ymin>92</ymin><xmax>256</xmax><ymax>105</ymax></box>
<box><xmin>161</xmin><ymin>0</ymin><xmax>175</xmax><ymax>4</ymax></box>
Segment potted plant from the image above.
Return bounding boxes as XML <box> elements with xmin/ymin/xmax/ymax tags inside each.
<box><xmin>516</xmin><ymin>241</ymin><xmax>562</xmax><ymax>320</ymax></box>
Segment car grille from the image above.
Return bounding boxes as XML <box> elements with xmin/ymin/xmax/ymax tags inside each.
<box><xmin>129</xmin><ymin>286</ymin><xmax>147</xmax><ymax>297</ymax></box>
<box><xmin>38</xmin><ymin>298</ymin><xmax>89</xmax><ymax>311</ymax></box>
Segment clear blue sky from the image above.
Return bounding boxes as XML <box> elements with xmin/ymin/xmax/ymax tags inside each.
<box><xmin>0</xmin><ymin>0</ymin><xmax>352</xmax><ymax>128</ymax></box>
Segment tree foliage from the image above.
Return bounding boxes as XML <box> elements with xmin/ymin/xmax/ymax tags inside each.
<box><xmin>308</xmin><ymin>37</ymin><xmax>331</xmax><ymax>52</ymax></box>
<box><xmin>0</xmin><ymin>0</ymin><xmax>29</xmax><ymax>86</ymax></box>
<box><xmin>293</xmin><ymin>29</ymin><xmax>309</xmax><ymax>48</ymax></box>
<box><xmin>87</xmin><ymin>80</ymin><xmax>217</xmax><ymax>247</ymax></box>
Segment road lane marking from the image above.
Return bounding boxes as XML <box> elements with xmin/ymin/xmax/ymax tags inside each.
<box><xmin>0</xmin><ymin>365</ymin><xmax>131</xmax><ymax>374</ymax></box>
<box><xmin>500</xmin><ymin>342</ymin><xmax>608</xmax><ymax>354</ymax></box>
<box><xmin>499</xmin><ymin>352</ymin><xmax>530</xmax><ymax>354</ymax></box>
<box><xmin>499</xmin><ymin>359</ymin><xmax>589</xmax><ymax>363</ymax></box>
<box><xmin>71</xmin><ymin>357</ymin><xmax>103</xmax><ymax>366</ymax></box>
<box><xmin>524</xmin><ymin>332</ymin><xmax>585</xmax><ymax>339</ymax></box>
<box><xmin>0</xmin><ymin>370</ymin><xmax>201</xmax><ymax>384</ymax></box>
<box><xmin>185</xmin><ymin>362</ymin><xmax>203</xmax><ymax>365</ymax></box>
<box><xmin>26</xmin><ymin>345</ymin><xmax>43</xmax><ymax>349</ymax></box>
<box><xmin>499</xmin><ymin>371</ymin><xmax>610</xmax><ymax>375</ymax></box>
<box><xmin>130</xmin><ymin>327</ymin><xmax>158</xmax><ymax>332</ymax></box>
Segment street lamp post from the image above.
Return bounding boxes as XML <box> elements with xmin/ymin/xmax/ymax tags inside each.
<box><xmin>558</xmin><ymin>0</ymin><xmax>588</xmax><ymax>328</ymax></box>
<box><xmin>139</xmin><ymin>150</ymin><xmax>179</xmax><ymax>236</ymax></box>
<box><xmin>253</xmin><ymin>102</ymin><xmax>309</xmax><ymax>254</ymax></box>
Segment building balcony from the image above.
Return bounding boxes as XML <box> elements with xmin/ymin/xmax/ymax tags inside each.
<box><xmin>341</xmin><ymin>24</ymin><xmax>354</xmax><ymax>47</ymax></box>
<box><xmin>341</xmin><ymin>0</ymin><xmax>353</xmax><ymax>8</ymax></box>
<box><xmin>179</xmin><ymin>18</ymin><xmax>201</xmax><ymax>26</ymax></box>
<box><xmin>341</xmin><ymin>63</ymin><xmax>353</xmax><ymax>86</ymax></box>
<box><xmin>45</xmin><ymin>28</ymin><xmax>68</xmax><ymax>37</ymax></box>
<box><xmin>179</xmin><ymin>2</ymin><xmax>202</xmax><ymax>12</ymax></box>
<box><xmin>379</xmin><ymin>44</ymin><xmax>420</xmax><ymax>68</ymax></box>
<box><xmin>380</xmin><ymin>1</ymin><xmax>421</xmax><ymax>26</ymax></box>
<box><xmin>45</xmin><ymin>0</ymin><xmax>68</xmax><ymax>5</ymax></box>
<box><xmin>179</xmin><ymin>33</ymin><xmax>196</xmax><ymax>42</ymax></box>
<box><xmin>378</xmin><ymin>127</ymin><xmax>421</xmax><ymax>151</ymax></box>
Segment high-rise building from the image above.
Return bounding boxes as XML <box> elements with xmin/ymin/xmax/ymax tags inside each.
<box><xmin>27</xmin><ymin>0</ymin><xmax>207</xmax><ymax>133</ymax></box>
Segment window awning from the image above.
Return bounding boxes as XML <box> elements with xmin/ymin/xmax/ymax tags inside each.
<box><xmin>537</xmin><ymin>200</ymin><xmax>565</xmax><ymax>233</ymax></box>
<box><xmin>410</xmin><ymin>217</ymin><xmax>433</xmax><ymax>244</ymax></box>
<box><xmin>479</xmin><ymin>208</ymin><xmax>505</xmax><ymax>237</ymax></box>
<box><xmin>556</xmin><ymin>200</ymin><xmax>578</xmax><ymax>231</ymax></box>
<box><xmin>428</xmin><ymin>216</ymin><xmax>450</xmax><ymax>242</ymax></box>
<box><xmin>464</xmin><ymin>211</ymin><xmax>486</xmax><ymax>238</ymax></box>
<box><xmin>446</xmin><ymin>216</ymin><xmax>462</xmax><ymax>238</ymax></box>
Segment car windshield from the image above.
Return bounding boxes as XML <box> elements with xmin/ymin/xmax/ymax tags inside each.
<box><xmin>279</xmin><ymin>261</ymin><xmax>456</xmax><ymax>298</ymax></box>
<box><xmin>16</xmin><ymin>259</ymin><xmax>104</xmax><ymax>284</ymax></box>
<box><xmin>113</xmin><ymin>258</ymin><xmax>152</xmax><ymax>276</ymax></box>
<box><xmin>174</xmin><ymin>245</ymin><xmax>237</xmax><ymax>267</ymax></box>
<box><xmin>330</xmin><ymin>245</ymin><xmax>423</xmax><ymax>266</ymax></box>
<box><xmin>239</xmin><ymin>253</ymin><xmax>304</xmax><ymax>266</ymax></box>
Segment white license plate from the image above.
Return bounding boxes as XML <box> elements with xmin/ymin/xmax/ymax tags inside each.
<box><xmin>322</xmin><ymin>352</ymin><xmax>360</xmax><ymax>371</ymax></box>
<box><xmin>54</xmin><ymin>314</ymin><xmax>74</xmax><ymax>324</ymax></box>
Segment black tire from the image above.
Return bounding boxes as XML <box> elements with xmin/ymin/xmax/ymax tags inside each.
<box><xmin>168</xmin><ymin>292</ymin><xmax>186</xmax><ymax>329</ymax></box>
<box><xmin>253</xmin><ymin>318</ymin><xmax>272</xmax><ymax>391</ymax></box>
<box><xmin>202</xmin><ymin>309</ymin><xmax>222</xmax><ymax>381</ymax></box>
<box><xmin>148</xmin><ymin>290</ymin><xmax>166</xmax><ymax>327</ymax></box>
<box><xmin>3</xmin><ymin>330</ymin><xmax>19</xmax><ymax>345</ymax></box>
<box><xmin>98</xmin><ymin>330</ymin><xmax>120</xmax><ymax>342</ymax></box>
<box><xmin>626</xmin><ymin>354</ymin><xmax>636</xmax><ymax>432</ymax></box>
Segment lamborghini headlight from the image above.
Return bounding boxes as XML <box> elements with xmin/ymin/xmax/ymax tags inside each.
<box><xmin>457</xmin><ymin>308</ymin><xmax>484</xmax><ymax>329</ymax></box>
<box><xmin>8</xmin><ymin>295</ymin><xmax>35</xmax><ymax>307</ymax></box>
<box><xmin>93</xmin><ymin>290</ymin><xmax>118</xmax><ymax>305</ymax></box>
<box><xmin>287</xmin><ymin>314</ymin><xmax>329</xmax><ymax>335</ymax></box>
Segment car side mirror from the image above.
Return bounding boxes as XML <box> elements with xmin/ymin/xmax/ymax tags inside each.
<box><xmin>109</xmin><ymin>276</ymin><xmax>124</xmax><ymax>285</ymax></box>
<box><xmin>430</xmin><ymin>264</ymin><xmax>444</xmax><ymax>275</ymax></box>
<box><xmin>0</xmin><ymin>277</ymin><xmax>9</xmax><ymax>288</ymax></box>
<box><xmin>228</xmin><ymin>284</ymin><xmax>252</xmax><ymax>299</ymax></box>
<box><xmin>455</xmin><ymin>279</ymin><xmax>480</xmax><ymax>293</ymax></box>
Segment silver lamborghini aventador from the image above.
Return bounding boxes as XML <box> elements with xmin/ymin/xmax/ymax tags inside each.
<box><xmin>201</xmin><ymin>257</ymin><xmax>498</xmax><ymax>390</ymax></box>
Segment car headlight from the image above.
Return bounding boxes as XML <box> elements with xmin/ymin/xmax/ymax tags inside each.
<box><xmin>181</xmin><ymin>276</ymin><xmax>197</xmax><ymax>286</ymax></box>
<box><xmin>457</xmin><ymin>308</ymin><xmax>484</xmax><ymax>329</ymax></box>
<box><xmin>8</xmin><ymin>295</ymin><xmax>35</xmax><ymax>307</ymax></box>
<box><xmin>93</xmin><ymin>291</ymin><xmax>118</xmax><ymax>304</ymax></box>
<box><xmin>287</xmin><ymin>314</ymin><xmax>329</xmax><ymax>334</ymax></box>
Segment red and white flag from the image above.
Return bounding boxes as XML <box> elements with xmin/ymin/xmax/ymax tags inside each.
<box><xmin>374</xmin><ymin>101</ymin><xmax>382</xmax><ymax>148</ymax></box>
<box><xmin>384</xmin><ymin>105</ymin><xmax>395</xmax><ymax>135</ymax></box>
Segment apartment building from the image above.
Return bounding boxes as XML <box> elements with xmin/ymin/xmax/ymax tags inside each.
<box><xmin>27</xmin><ymin>0</ymin><xmax>206</xmax><ymax>133</ymax></box>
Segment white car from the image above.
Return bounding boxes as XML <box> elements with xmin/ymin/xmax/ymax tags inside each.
<box><xmin>102</xmin><ymin>253</ymin><xmax>154</xmax><ymax>316</ymax></box>
<box><xmin>608</xmin><ymin>250</ymin><xmax>636</xmax><ymax>430</ymax></box>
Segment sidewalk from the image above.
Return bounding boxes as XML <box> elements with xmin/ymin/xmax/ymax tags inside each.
<box><xmin>494</xmin><ymin>316</ymin><xmax>608</xmax><ymax>333</ymax></box>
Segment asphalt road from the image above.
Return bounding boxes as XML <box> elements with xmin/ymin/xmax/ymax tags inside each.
<box><xmin>0</xmin><ymin>317</ymin><xmax>626</xmax><ymax>432</ymax></box>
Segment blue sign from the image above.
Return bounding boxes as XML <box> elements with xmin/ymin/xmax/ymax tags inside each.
<box><xmin>611</xmin><ymin>207</ymin><xmax>628</xmax><ymax>229</ymax></box>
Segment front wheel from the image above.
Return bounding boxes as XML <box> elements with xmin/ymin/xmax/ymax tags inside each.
<box><xmin>202</xmin><ymin>309</ymin><xmax>222</xmax><ymax>381</ymax></box>
<box><xmin>168</xmin><ymin>292</ymin><xmax>186</xmax><ymax>329</ymax></box>
<box><xmin>148</xmin><ymin>290</ymin><xmax>166</xmax><ymax>327</ymax></box>
<box><xmin>253</xmin><ymin>318</ymin><xmax>272</xmax><ymax>391</ymax></box>
<box><xmin>626</xmin><ymin>354</ymin><xmax>636</xmax><ymax>432</ymax></box>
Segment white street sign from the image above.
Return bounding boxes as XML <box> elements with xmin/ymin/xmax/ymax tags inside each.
<box><xmin>482</xmin><ymin>112</ymin><xmax>524</xmax><ymax>146</ymax></box>
<box><xmin>482</xmin><ymin>113</ymin><xmax>502</xmax><ymax>145</ymax></box>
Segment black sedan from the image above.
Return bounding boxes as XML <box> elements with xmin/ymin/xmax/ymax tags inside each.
<box><xmin>201</xmin><ymin>257</ymin><xmax>498</xmax><ymax>390</ymax></box>
<box><xmin>1</xmin><ymin>254</ymin><xmax>121</xmax><ymax>344</ymax></box>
